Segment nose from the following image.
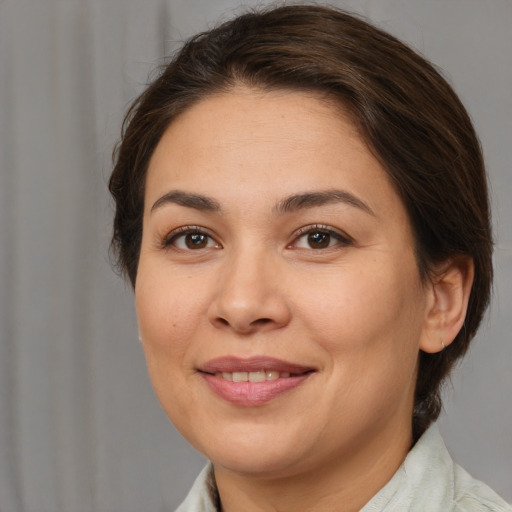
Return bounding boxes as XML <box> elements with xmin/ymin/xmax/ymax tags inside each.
<box><xmin>207</xmin><ymin>248</ymin><xmax>291</xmax><ymax>335</ymax></box>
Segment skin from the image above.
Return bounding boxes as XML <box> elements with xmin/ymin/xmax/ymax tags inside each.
<box><xmin>135</xmin><ymin>88</ymin><xmax>472</xmax><ymax>512</ymax></box>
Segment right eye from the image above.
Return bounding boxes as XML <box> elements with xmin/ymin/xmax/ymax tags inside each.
<box><xmin>164</xmin><ymin>227</ymin><xmax>221</xmax><ymax>251</ymax></box>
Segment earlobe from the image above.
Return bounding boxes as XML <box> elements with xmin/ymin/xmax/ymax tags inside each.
<box><xmin>420</xmin><ymin>256</ymin><xmax>474</xmax><ymax>354</ymax></box>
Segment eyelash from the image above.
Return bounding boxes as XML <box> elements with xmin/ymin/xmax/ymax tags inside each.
<box><xmin>289</xmin><ymin>224</ymin><xmax>353</xmax><ymax>250</ymax></box>
<box><xmin>162</xmin><ymin>226</ymin><xmax>221</xmax><ymax>251</ymax></box>
<box><xmin>162</xmin><ymin>224</ymin><xmax>352</xmax><ymax>252</ymax></box>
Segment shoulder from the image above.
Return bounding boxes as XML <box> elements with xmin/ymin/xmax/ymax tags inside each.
<box><xmin>452</xmin><ymin>464</ymin><xmax>512</xmax><ymax>512</ymax></box>
<box><xmin>363</xmin><ymin>424</ymin><xmax>511</xmax><ymax>512</ymax></box>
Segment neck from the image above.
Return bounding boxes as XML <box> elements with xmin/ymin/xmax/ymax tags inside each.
<box><xmin>214</xmin><ymin>420</ymin><xmax>413</xmax><ymax>512</ymax></box>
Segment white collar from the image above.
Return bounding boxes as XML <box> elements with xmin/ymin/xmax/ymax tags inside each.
<box><xmin>176</xmin><ymin>424</ymin><xmax>510</xmax><ymax>512</ymax></box>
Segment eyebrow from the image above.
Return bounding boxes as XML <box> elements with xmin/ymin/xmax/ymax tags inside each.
<box><xmin>151</xmin><ymin>190</ymin><xmax>221</xmax><ymax>214</ymax></box>
<box><xmin>274</xmin><ymin>189</ymin><xmax>375</xmax><ymax>216</ymax></box>
<box><xmin>150</xmin><ymin>188</ymin><xmax>374</xmax><ymax>217</ymax></box>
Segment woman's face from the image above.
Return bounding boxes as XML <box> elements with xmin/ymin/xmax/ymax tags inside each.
<box><xmin>136</xmin><ymin>88</ymin><xmax>433</xmax><ymax>478</ymax></box>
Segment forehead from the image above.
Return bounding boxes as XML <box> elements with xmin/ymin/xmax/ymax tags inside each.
<box><xmin>145</xmin><ymin>87</ymin><xmax>402</xmax><ymax>221</ymax></box>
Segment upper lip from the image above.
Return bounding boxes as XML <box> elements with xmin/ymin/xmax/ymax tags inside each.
<box><xmin>198</xmin><ymin>356</ymin><xmax>315</xmax><ymax>375</ymax></box>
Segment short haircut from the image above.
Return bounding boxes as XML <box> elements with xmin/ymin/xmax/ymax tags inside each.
<box><xmin>109</xmin><ymin>5</ymin><xmax>493</xmax><ymax>439</ymax></box>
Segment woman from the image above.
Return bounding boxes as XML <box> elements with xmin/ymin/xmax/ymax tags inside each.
<box><xmin>109</xmin><ymin>5</ymin><xmax>510</xmax><ymax>511</ymax></box>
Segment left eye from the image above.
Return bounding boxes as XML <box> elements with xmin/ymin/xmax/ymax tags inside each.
<box><xmin>292</xmin><ymin>227</ymin><xmax>350</xmax><ymax>250</ymax></box>
<box><xmin>165</xmin><ymin>230</ymin><xmax>220</xmax><ymax>250</ymax></box>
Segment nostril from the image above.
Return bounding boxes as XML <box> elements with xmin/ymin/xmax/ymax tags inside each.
<box><xmin>252</xmin><ymin>318</ymin><xmax>272</xmax><ymax>327</ymax></box>
<box><xmin>213</xmin><ymin>316</ymin><xmax>274</xmax><ymax>332</ymax></box>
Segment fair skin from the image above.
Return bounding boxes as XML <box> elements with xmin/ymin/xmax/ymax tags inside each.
<box><xmin>136</xmin><ymin>88</ymin><xmax>473</xmax><ymax>512</ymax></box>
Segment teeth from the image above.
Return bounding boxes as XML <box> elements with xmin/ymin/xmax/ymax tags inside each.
<box><xmin>214</xmin><ymin>370</ymin><xmax>293</xmax><ymax>382</ymax></box>
<box><xmin>249</xmin><ymin>370</ymin><xmax>266</xmax><ymax>382</ymax></box>
<box><xmin>232</xmin><ymin>371</ymin><xmax>248</xmax><ymax>382</ymax></box>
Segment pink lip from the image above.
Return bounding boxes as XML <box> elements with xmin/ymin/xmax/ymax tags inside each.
<box><xmin>198</xmin><ymin>356</ymin><xmax>314</xmax><ymax>406</ymax></box>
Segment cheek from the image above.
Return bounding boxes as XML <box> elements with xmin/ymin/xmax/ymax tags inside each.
<box><xmin>295</xmin><ymin>257</ymin><xmax>425</xmax><ymax>357</ymax></box>
<box><xmin>293</xmin><ymin>260</ymin><xmax>424</xmax><ymax>430</ymax></box>
<box><xmin>134</xmin><ymin>271</ymin><xmax>208</xmax><ymax>425</ymax></box>
<box><xmin>135</xmin><ymin>268</ymin><xmax>206</xmax><ymax>365</ymax></box>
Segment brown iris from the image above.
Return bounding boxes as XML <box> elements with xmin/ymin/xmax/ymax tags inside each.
<box><xmin>185</xmin><ymin>233</ymin><xmax>209</xmax><ymax>249</ymax></box>
<box><xmin>308</xmin><ymin>232</ymin><xmax>330</xmax><ymax>249</ymax></box>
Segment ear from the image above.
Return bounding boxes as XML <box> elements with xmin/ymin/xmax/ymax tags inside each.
<box><xmin>420</xmin><ymin>256</ymin><xmax>474</xmax><ymax>354</ymax></box>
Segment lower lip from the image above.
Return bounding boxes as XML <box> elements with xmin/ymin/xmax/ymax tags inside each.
<box><xmin>200</xmin><ymin>373</ymin><xmax>312</xmax><ymax>406</ymax></box>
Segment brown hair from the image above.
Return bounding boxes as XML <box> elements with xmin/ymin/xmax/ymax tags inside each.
<box><xmin>109</xmin><ymin>4</ymin><xmax>493</xmax><ymax>439</ymax></box>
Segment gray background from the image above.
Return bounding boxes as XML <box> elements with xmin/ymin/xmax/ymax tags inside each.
<box><xmin>0</xmin><ymin>0</ymin><xmax>510</xmax><ymax>510</ymax></box>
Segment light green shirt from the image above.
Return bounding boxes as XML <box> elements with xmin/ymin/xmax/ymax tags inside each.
<box><xmin>176</xmin><ymin>424</ymin><xmax>511</xmax><ymax>511</ymax></box>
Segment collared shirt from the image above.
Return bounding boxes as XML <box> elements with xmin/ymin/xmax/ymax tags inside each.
<box><xmin>176</xmin><ymin>424</ymin><xmax>511</xmax><ymax>511</ymax></box>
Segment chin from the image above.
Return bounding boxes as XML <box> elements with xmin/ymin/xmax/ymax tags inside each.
<box><xmin>211</xmin><ymin>445</ymin><xmax>307</xmax><ymax>478</ymax></box>
<box><xmin>184</xmin><ymin>418</ymin><xmax>313</xmax><ymax>477</ymax></box>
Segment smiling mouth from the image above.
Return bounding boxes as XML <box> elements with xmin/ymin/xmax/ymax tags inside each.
<box><xmin>198</xmin><ymin>357</ymin><xmax>315</xmax><ymax>405</ymax></box>
<box><xmin>198</xmin><ymin>355</ymin><xmax>315</xmax><ymax>378</ymax></box>
<box><xmin>213</xmin><ymin>370</ymin><xmax>294</xmax><ymax>382</ymax></box>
